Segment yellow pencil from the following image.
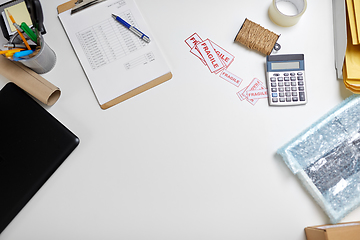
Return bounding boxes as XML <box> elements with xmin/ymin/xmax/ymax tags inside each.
<box><xmin>7</xmin><ymin>10</ymin><xmax>31</xmax><ymax>50</ymax></box>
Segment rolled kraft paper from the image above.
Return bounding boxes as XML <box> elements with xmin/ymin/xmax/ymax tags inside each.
<box><xmin>0</xmin><ymin>55</ymin><xmax>61</xmax><ymax>106</ymax></box>
<box><xmin>268</xmin><ymin>0</ymin><xmax>307</xmax><ymax>27</ymax></box>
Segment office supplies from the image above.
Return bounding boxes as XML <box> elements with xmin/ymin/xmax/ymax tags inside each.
<box><xmin>11</xmin><ymin>22</ymin><xmax>38</xmax><ymax>46</ymax></box>
<box><xmin>343</xmin><ymin>27</ymin><xmax>360</xmax><ymax>93</ymax></box>
<box><xmin>13</xmin><ymin>22</ymin><xmax>30</xmax><ymax>39</ymax></box>
<box><xmin>337</xmin><ymin>0</ymin><xmax>360</xmax><ymax>93</ymax></box>
<box><xmin>1</xmin><ymin>1</ymin><xmax>55</xmax><ymax>73</ymax></box>
<box><xmin>333</xmin><ymin>0</ymin><xmax>360</xmax><ymax>91</ymax></box>
<box><xmin>219</xmin><ymin>70</ymin><xmax>242</xmax><ymax>87</ymax></box>
<box><xmin>0</xmin><ymin>82</ymin><xmax>79</xmax><ymax>234</ymax></box>
<box><xmin>0</xmin><ymin>48</ymin><xmax>22</xmax><ymax>55</ymax></box>
<box><xmin>7</xmin><ymin>10</ymin><xmax>31</xmax><ymax>49</ymax></box>
<box><xmin>234</xmin><ymin>18</ymin><xmax>280</xmax><ymax>55</ymax></box>
<box><xmin>340</xmin><ymin>2</ymin><xmax>360</xmax><ymax>93</ymax></box>
<box><xmin>237</xmin><ymin>78</ymin><xmax>267</xmax><ymax>106</ymax></box>
<box><xmin>4</xmin><ymin>49</ymin><xmax>22</xmax><ymax>58</ymax></box>
<box><xmin>112</xmin><ymin>14</ymin><xmax>150</xmax><ymax>43</ymax></box>
<box><xmin>20</xmin><ymin>22</ymin><xmax>36</xmax><ymax>41</ymax></box>
<box><xmin>352</xmin><ymin>0</ymin><xmax>360</xmax><ymax>43</ymax></box>
<box><xmin>278</xmin><ymin>94</ymin><xmax>360</xmax><ymax>223</ymax></box>
<box><xmin>71</xmin><ymin>0</ymin><xmax>107</xmax><ymax>15</ymax></box>
<box><xmin>15</xmin><ymin>34</ymin><xmax>57</xmax><ymax>73</ymax></box>
<box><xmin>0</xmin><ymin>55</ymin><xmax>60</xmax><ymax>105</ymax></box>
<box><xmin>265</xmin><ymin>54</ymin><xmax>307</xmax><ymax>106</ymax></box>
<box><xmin>184</xmin><ymin>32</ymin><xmax>247</xmax><ymax>95</ymax></box>
<box><xmin>4</xmin><ymin>42</ymin><xmax>31</xmax><ymax>49</ymax></box>
<box><xmin>268</xmin><ymin>0</ymin><xmax>307</xmax><ymax>27</ymax></box>
<box><xmin>13</xmin><ymin>48</ymin><xmax>32</xmax><ymax>58</ymax></box>
<box><xmin>346</xmin><ymin>0</ymin><xmax>357</xmax><ymax>45</ymax></box>
<box><xmin>183</xmin><ymin>32</ymin><xmax>266</xmax><ymax>106</ymax></box>
<box><xmin>57</xmin><ymin>0</ymin><xmax>172</xmax><ymax>109</ymax></box>
<box><xmin>185</xmin><ymin>33</ymin><xmax>235</xmax><ymax>74</ymax></box>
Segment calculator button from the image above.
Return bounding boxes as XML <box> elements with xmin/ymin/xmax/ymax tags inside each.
<box><xmin>299</xmin><ymin>92</ymin><xmax>306</xmax><ymax>101</ymax></box>
<box><xmin>267</xmin><ymin>68</ymin><xmax>306</xmax><ymax>105</ymax></box>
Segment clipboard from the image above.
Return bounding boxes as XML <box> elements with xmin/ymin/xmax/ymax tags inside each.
<box><xmin>57</xmin><ymin>0</ymin><xmax>172</xmax><ymax>110</ymax></box>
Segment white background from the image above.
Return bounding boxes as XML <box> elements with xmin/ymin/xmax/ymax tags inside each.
<box><xmin>1</xmin><ymin>0</ymin><xmax>359</xmax><ymax>239</ymax></box>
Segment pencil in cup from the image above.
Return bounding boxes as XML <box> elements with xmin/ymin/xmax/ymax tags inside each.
<box><xmin>15</xmin><ymin>34</ymin><xmax>57</xmax><ymax>74</ymax></box>
<box><xmin>6</xmin><ymin>10</ymin><xmax>32</xmax><ymax>50</ymax></box>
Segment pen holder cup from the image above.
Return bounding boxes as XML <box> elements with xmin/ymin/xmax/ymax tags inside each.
<box><xmin>17</xmin><ymin>35</ymin><xmax>57</xmax><ymax>74</ymax></box>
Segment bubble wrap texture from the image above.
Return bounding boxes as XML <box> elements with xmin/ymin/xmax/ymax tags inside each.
<box><xmin>277</xmin><ymin>94</ymin><xmax>360</xmax><ymax>223</ymax></box>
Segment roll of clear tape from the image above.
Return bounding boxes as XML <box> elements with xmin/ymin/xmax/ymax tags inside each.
<box><xmin>268</xmin><ymin>0</ymin><xmax>307</xmax><ymax>27</ymax></box>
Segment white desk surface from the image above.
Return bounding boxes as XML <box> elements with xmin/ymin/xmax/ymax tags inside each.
<box><xmin>0</xmin><ymin>0</ymin><xmax>359</xmax><ymax>239</ymax></box>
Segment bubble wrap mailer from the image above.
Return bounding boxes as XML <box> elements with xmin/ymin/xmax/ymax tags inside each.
<box><xmin>278</xmin><ymin>95</ymin><xmax>360</xmax><ymax>223</ymax></box>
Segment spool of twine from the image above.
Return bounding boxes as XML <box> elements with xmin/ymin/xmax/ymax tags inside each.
<box><xmin>234</xmin><ymin>18</ymin><xmax>280</xmax><ymax>55</ymax></box>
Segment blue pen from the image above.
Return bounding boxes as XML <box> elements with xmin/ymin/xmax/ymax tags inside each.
<box><xmin>111</xmin><ymin>14</ymin><xmax>150</xmax><ymax>43</ymax></box>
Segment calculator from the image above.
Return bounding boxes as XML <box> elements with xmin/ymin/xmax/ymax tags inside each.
<box><xmin>265</xmin><ymin>54</ymin><xmax>307</xmax><ymax>106</ymax></box>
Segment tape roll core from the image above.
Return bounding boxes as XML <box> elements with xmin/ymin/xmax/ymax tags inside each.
<box><xmin>269</xmin><ymin>0</ymin><xmax>307</xmax><ymax>27</ymax></box>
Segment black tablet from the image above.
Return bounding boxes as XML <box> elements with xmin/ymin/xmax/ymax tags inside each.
<box><xmin>0</xmin><ymin>82</ymin><xmax>79</xmax><ymax>233</ymax></box>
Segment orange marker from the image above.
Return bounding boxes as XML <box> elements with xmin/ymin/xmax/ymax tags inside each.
<box><xmin>7</xmin><ymin>10</ymin><xmax>31</xmax><ymax>50</ymax></box>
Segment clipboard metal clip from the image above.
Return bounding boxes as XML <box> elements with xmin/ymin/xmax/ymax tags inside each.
<box><xmin>71</xmin><ymin>0</ymin><xmax>106</xmax><ymax>15</ymax></box>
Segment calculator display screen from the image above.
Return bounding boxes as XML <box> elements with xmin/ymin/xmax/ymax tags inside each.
<box><xmin>271</xmin><ymin>61</ymin><xmax>300</xmax><ymax>70</ymax></box>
